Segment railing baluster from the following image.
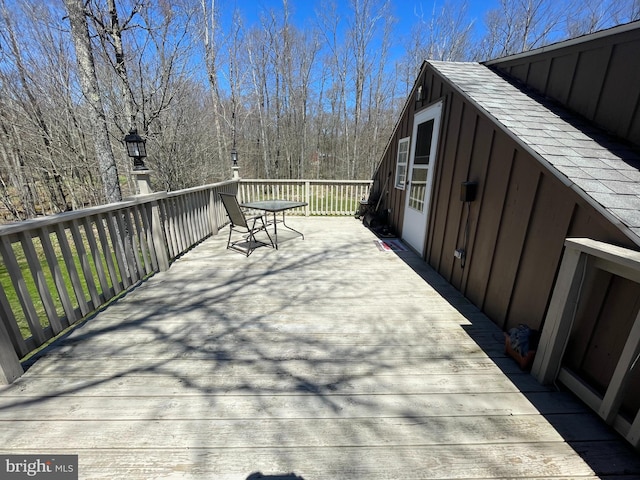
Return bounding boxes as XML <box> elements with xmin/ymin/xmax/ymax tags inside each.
<box><xmin>165</xmin><ymin>198</ymin><xmax>177</xmax><ymax>256</ymax></box>
<box><xmin>106</xmin><ymin>212</ymin><xmax>131</xmax><ymax>290</ymax></box>
<box><xmin>18</xmin><ymin>231</ymin><xmax>62</xmax><ymax>338</ymax></box>
<box><xmin>55</xmin><ymin>222</ymin><xmax>91</xmax><ymax>315</ymax></box>
<box><xmin>3</xmin><ymin>233</ymin><xmax>46</xmax><ymax>345</ymax></box>
<box><xmin>82</xmin><ymin>216</ymin><xmax>112</xmax><ymax>301</ymax></box>
<box><xmin>132</xmin><ymin>205</ymin><xmax>152</xmax><ymax>276</ymax></box>
<box><xmin>177</xmin><ymin>196</ymin><xmax>189</xmax><ymax>249</ymax></box>
<box><xmin>0</xmin><ymin>178</ymin><xmax>374</xmax><ymax>383</ymax></box>
<box><xmin>38</xmin><ymin>226</ymin><xmax>74</xmax><ymax>329</ymax></box>
<box><xmin>127</xmin><ymin>208</ymin><xmax>146</xmax><ymax>281</ymax></box>
<box><xmin>0</xmin><ymin>266</ymin><xmax>28</xmax><ymax>358</ymax></box>
<box><xmin>95</xmin><ymin>214</ymin><xmax>122</xmax><ymax>296</ymax></box>
<box><xmin>0</xmin><ymin>232</ymin><xmax>46</xmax><ymax>345</ymax></box>
<box><xmin>70</xmin><ymin>219</ymin><xmax>101</xmax><ymax>309</ymax></box>
<box><xmin>194</xmin><ymin>191</ymin><xmax>206</xmax><ymax>241</ymax></box>
<box><xmin>186</xmin><ymin>194</ymin><xmax>196</xmax><ymax>245</ymax></box>
<box><xmin>119</xmin><ymin>210</ymin><xmax>141</xmax><ymax>284</ymax></box>
<box><xmin>0</xmin><ymin>305</ymin><xmax>23</xmax><ymax>382</ymax></box>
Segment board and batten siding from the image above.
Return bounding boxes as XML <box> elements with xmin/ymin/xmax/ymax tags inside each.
<box><xmin>373</xmin><ymin>33</ymin><xmax>640</xmax><ymax>436</ymax></box>
<box><xmin>375</xmin><ymin>62</ymin><xmax>638</xmax><ymax>337</ymax></box>
<box><xmin>486</xmin><ymin>23</ymin><xmax>640</xmax><ymax>149</ymax></box>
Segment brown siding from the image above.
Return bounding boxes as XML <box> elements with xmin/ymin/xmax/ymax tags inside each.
<box><xmin>527</xmin><ymin>59</ymin><xmax>551</xmax><ymax>91</ymax></box>
<box><xmin>441</xmin><ymin>104</ymin><xmax>477</xmax><ymax>285</ymax></box>
<box><xmin>373</xmin><ymin>61</ymin><xmax>640</xmax><ymax>337</ymax></box>
<box><xmin>371</xmin><ymin>56</ymin><xmax>640</xmax><ymax>420</ymax></box>
<box><xmin>481</xmin><ymin>151</ymin><xmax>541</xmax><ymax>329</ymax></box>
<box><xmin>566</xmin><ymin>273</ymin><xmax>640</xmax><ymax>396</ymax></box>
<box><xmin>567</xmin><ymin>46</ymin><xmax>610</xmax><ymax>120</ymax></box>
<box><xmin>595</xmin><ymin>40</ymin><xmax>640</xmax><ymax>139</ymax></box>
<box><xmin>458</xmin><ymin>117</ymin><xmax>495</xmax><ymax>294</ymax></box>
<box><xmin>545</xmin><ymin>53</ymin><xmax>577</xmax><ymax>105</ymax></box>
<box><xmin>428</xmin><ymin>94</ymin><xmax>464</xmax><ymax>272</ymax></box>
<box><xmin>373</xmin><ymin>65</ymin><xmax>435</xmax><ymax>235</ymax></box>
<box><xmin>464</xmin><ymin>131</ymin><xmax>515</xmax><ymax>311</ymax></box>
<box><xmin>505</xmin><ymin>175</ymin><xmax>574</xmax><ymax>331</ymax></box>
<box><xmin>489</xmin><ymin>26</ymin><xmax>640</xmax><ymax>148</ymax></box>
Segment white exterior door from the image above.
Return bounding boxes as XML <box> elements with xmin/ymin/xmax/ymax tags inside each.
<box><xmin>402</xmin><ymin>101</ymin><xmax>443</xmax><ymax>256</ymax></box>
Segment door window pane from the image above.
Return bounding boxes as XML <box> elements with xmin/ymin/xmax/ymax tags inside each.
<box><xmin>414</xmin><ymin>120</ymin><xmax>434</xmax><ymax>165</ymax></box>
<box><xmin>408</xmin><ymin>167</ymin><xmax>428</xmax><ymax>211</ymax></box>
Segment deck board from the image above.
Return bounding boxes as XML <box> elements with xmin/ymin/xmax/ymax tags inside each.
<box><xmin>1</xmin><ymin>217</ymin><xmax>639</xmax><ymax>479</ymax></box>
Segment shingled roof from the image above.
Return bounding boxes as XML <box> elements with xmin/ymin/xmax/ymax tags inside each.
<box><xmin>429</xmin><ymin>60</ymin><xmax>640</xmax><ymax>245</ymax></box>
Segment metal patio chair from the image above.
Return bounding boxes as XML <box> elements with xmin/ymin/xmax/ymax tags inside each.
<box><xmin>219</xmin><ymin>192</ymin><xmax>274</xmax><ymax>256</ymax></box>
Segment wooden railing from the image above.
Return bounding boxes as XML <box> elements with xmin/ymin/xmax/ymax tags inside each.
<box><xmin>532</xmin><ymin>238</ymin><xmax>640</xmax><ymax>449</ymax></box>
<box><xmin>238</xmin><ymin>179</ymin><xmax>372</xmax><ymax>216</ymax></box>
<box><xmin>0</xmin><ymin>180</ymin><xmax>237</xmax><ymax>383</ymax></box>
<box><xmin>0</xmin><ymin>178</ymin><xmax>371</xmax><ymax>383</ymax></box>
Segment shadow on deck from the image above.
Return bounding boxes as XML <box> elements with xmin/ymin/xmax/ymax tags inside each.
<box><xmin>0</xmin><ymin>217</ymin><xmax>638</xmax><ymax>479</ymax></box>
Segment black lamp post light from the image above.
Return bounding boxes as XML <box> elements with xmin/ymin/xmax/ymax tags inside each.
<box><xmin>231</xmin><ymin>147</ymin><xmax>240</xmax><ymax>179</ymax></box>
<box><xmin>124</xmin><ymin>128</ymin><xmax>148</xmax><ymax>171</ymax></box>
<box><xmin>231</xmin><ymin>147</ymin><xmax>238</xmax><ymax>167</ymax></box>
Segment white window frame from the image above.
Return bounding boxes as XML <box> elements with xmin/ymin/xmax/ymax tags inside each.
<box><xmin>395</xmin><ymin>136</ymin><xmax>410</xmax><ymax>190</ymax></box>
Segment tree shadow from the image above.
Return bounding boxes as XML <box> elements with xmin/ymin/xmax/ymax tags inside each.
<box><xmin>246</xmin><ymin>473</ymin><xmax>304</xmax><ymax>480</ymax></box>
<box><xmin>392</xmin><ymin>246</ymin><xmax>640</xmax><ymax>477</ymax></box>
<box><xmin>1</xmin><ymin>217</ymin><xmax>639</xmax><ymax>478</ymax></box>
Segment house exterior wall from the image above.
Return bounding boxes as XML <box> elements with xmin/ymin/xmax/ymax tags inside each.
<box><xmin>486</xmin><ymin>23</ymin><xmax>640</xmax><ymax>149</ymax></box>
<box><xmin>374</xmin><ymin>63</ymin><xmax>637</xmax><ymax>337</ymax></box>
<box><xmin>373</xmin><ymin>26</ymin><xmax>640</xmax><ymax>434</ymax></box>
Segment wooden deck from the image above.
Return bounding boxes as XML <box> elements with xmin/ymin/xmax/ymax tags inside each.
<box><xmin>1</xmin><ymin>217</ymin><xmax>639</xmax><ymax>479</ymax></box>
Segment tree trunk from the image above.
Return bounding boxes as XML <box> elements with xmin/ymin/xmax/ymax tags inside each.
<box><xmin>201</xmin><ymin>0</ymin><xmax>225</xmax><ymax>174</ymax></box>
<box><xmin>63</xmin><ymin>0</ymin><xmax>122</xmax><ymax>204</ymax></box>
<box><xmin>0</xmin><ymin>0</ymin><xmax>70</xmax><ymax>212</ymax></box>
<box><xmin>105</xmin><ymin>0</ymin><xmax>138</xmax><ymax>131</ymax></box>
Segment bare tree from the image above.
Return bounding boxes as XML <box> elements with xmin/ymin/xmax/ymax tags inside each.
<box><xmin>63</xmin><ymin>0</ymin><xmax>122</xmax><ymax>204</ymax></box>
<box><xmin>477</xmin><ymin>0</ymin><xmax>564</xmax><ymax>59</ymax></box>
<box><xmin>397</xmin><ymin>0</ymin><xmax>475</xmax><ymax>105</ymax></box>
<box><xmin>408</xmin><ymin>0</ymin><xmax>475</xmax><ymax>63</ymax></box>
<box><xmin>317</xmin><ymin>1</ymin><xmax>350</xmax><ymax>178</ymax></box>
<box><xmin>201</xmin><ymin>0</ymin><xmax>226</xmax><ymax>174</ymax></box>
<box><xmin>86</xmin><ymin>0</ymin><xmax>142</xmax><ymax>132</ymax></box>
<box><xmin>3</xmin><ymin>0</ymin><xmax>638</xmax><ymax>224</ymax></box>
<box><xmin>246</xmin><ymin>25</ymin><xmax>273</xmax><ymax>178</ymax></box>
<box><xmin>565</xmin><ymin>0</ymin><xmax>640</xmax><ymax>37</ymax></box>
<box><xmin>0</xmin><ymin>0</ymin><xmax>71</xmax><ymax>212</ymax></box>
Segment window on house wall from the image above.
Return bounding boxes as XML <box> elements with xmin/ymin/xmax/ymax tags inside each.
<box><xmin>395</xmin><ymin>137</ymin><xmax>410</xmax><ymax>189</ymax></box>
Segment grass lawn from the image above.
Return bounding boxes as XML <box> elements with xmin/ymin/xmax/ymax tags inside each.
<box><xmin>0</xmin><ymin>227</ymin><xmax>121</xmax><ymax>340</ymax></box>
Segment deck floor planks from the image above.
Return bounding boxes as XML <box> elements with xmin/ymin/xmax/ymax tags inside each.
<box><xmin>1</xmin><ymin>217</ymin><xmax>639</xmax><ymax>479</ymax></box>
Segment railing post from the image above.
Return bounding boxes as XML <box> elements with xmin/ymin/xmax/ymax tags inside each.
<box><xmin>0</xmin><ymin>320</ymin><xmax>23</xmax><ymax>384</ymax></box>
<box><xmin>132</xmin><ymin>170</ymin><xmax>153</xmax><ymax>195</ymax></box>
<box><xmin>150</xmin><ymin>193</ymin><xmax>170</xmax><ymax>272</ymax></box>
<box><xmin>209</xmin><ymin>188</ymin><xmax>220</xmax><ymax>235</ymax></box>
<box><xmin>531</xmin><ymin>243</ymin><xmax>587</xmax><ymax>385</ymax></box>
<box><xmin>305</xmin><ymin>181</ymin><xmax>310</xmax><ymax>217</ymax></box>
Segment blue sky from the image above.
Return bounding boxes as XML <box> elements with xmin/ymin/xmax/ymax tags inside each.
<box><xmin>212</xmin><ymin>0</ymin><xmax>503</xmax><ymax>72</ymax></box>
<box><xmin>226</xmin><ymin>0</ymin><xmax>500</xmax><ymax>38</ymax></box>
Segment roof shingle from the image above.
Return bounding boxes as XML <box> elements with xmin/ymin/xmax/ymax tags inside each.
<box><xmin>429</xmin><ymin>61</ymin><xmax>640</xmax><ymax>236</ymax></box>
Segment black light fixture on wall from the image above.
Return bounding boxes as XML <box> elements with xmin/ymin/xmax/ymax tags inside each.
<box><xmin>460</xmin><ymin>181</ymin><xmax>478</xmax><ymax>203</ymax></box>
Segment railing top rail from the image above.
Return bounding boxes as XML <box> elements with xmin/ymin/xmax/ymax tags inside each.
<box><xmin>0</xmin><ymin>197</ymin><xmax>154</xmax><ymax>236</ymax></box>
<box><xmin>165</xmin><ymin>180</ymin><xmax>238</xmax><ymax>198</ymax></box>
<box><xmin>565</xmin><ymin>238</ymin><xmax>640</xmax><ymax>268</ymax></box>
<box><xmin>239</xmin><ymin>178</ymin><xmax>373</xmax><ymax>185</ymax></box>
<box><xmin>565</xmin><ymin>237</ymin><xmax>640</xmax><ymax>285</ymax></box>
<box><xmin>0</xmin><ymin>180</ymin><xmax>238</xmax><ymax>236</ymax></box>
